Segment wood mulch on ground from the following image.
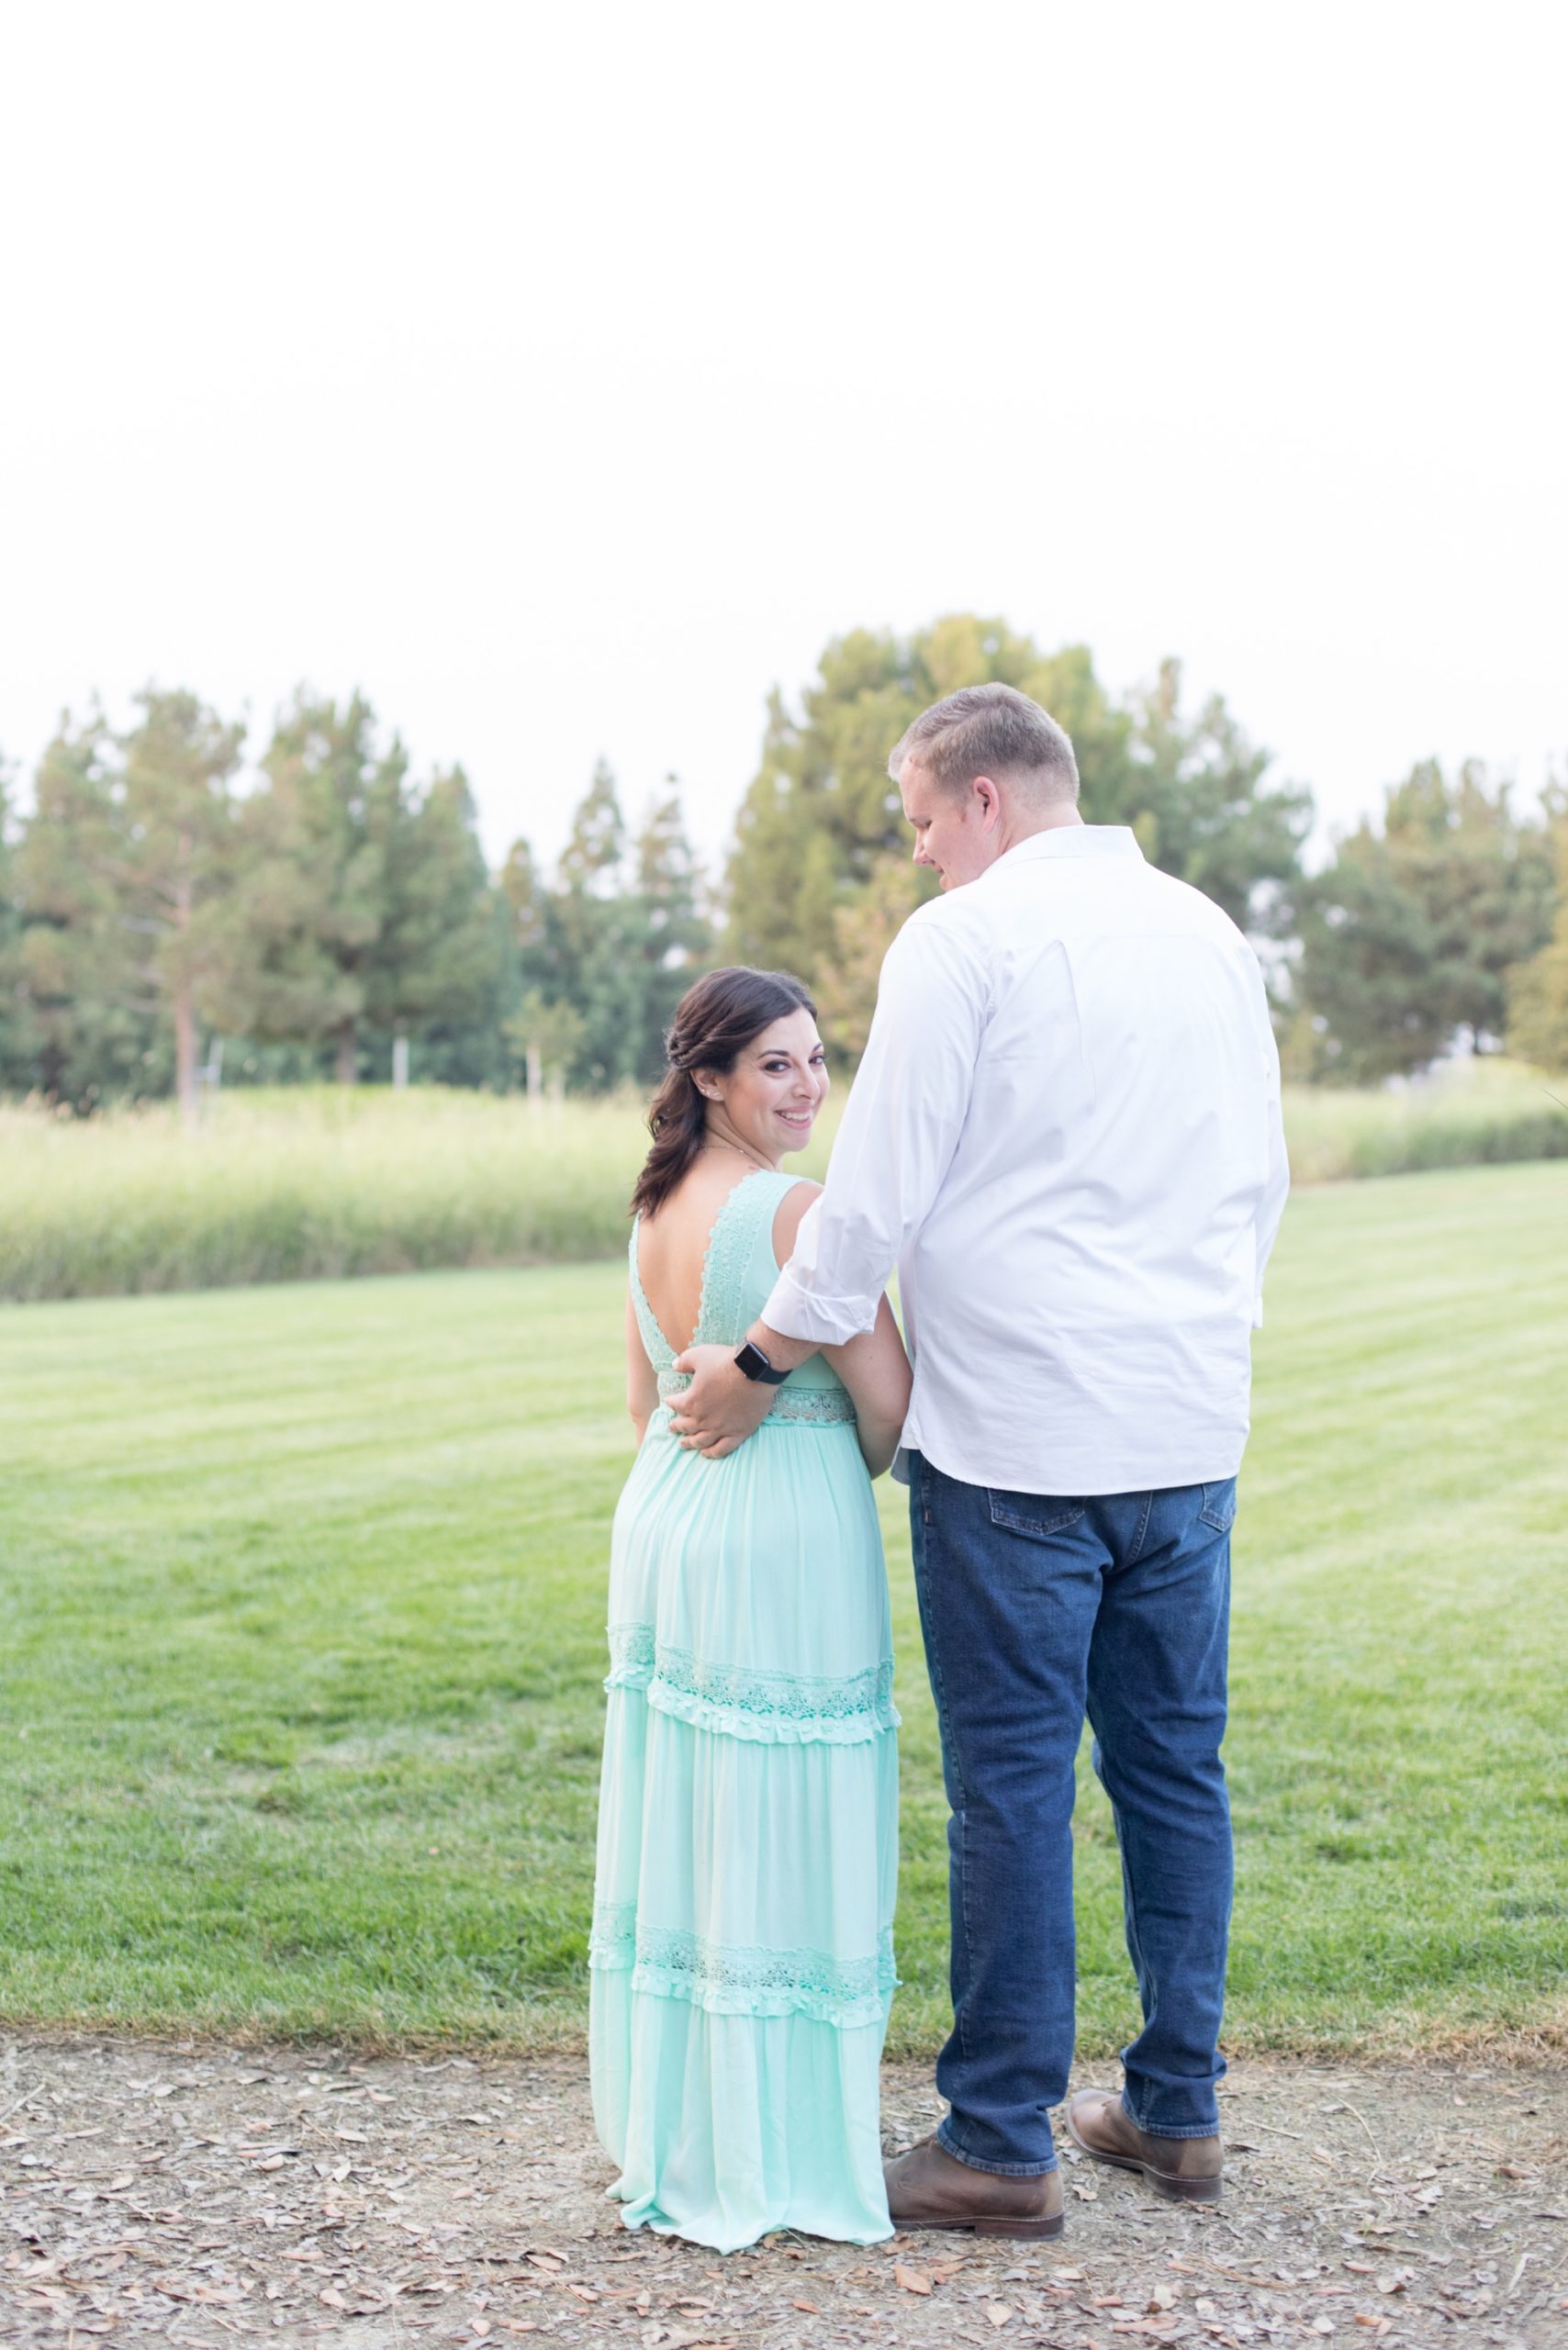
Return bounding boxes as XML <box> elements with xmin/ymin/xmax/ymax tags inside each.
<box><xmin>2</xmin><ymin>2035</ymin><xmax>1564</xmax><ymax>2349</ymax></box>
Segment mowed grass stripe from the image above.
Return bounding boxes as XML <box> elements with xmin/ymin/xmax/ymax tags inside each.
<box><xmin>1</xmin><ymin>1162</ymin><xmax>1564</xmax><ymax>2052</ymax></box>
<box><xmin>1221</xmin><ymin>1166</ymin><xmax>1568</xmax><ymax>2045</ymax></box>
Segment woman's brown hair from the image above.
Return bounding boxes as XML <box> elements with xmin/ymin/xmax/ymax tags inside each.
<box><xmin>630</xmin><ymin>966</ymin><xmax>816</xmax><ymax>1221</ymax></box>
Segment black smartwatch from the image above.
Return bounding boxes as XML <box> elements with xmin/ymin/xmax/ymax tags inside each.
<box><xmin>734</xmin><ymin>1339</ymin><xmax>790</xmax><ymax>1386</ymax></box>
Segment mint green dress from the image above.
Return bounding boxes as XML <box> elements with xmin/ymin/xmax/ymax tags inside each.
<box><xmin>589</xmin><ymin>1169</ymin><xmax>899</xmax><ymax>2252</ymax></box>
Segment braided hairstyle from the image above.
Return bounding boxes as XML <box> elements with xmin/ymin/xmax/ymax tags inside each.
<box><xmin>630</xmin><ymin>966</ymin><xmax>816</xmax><ymax>1220</ymax></box>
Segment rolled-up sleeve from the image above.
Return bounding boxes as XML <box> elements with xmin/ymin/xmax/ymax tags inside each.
<box><xmin>763</xmin><ymin>912</ymin><xmax>986</xmax><ymax>1345</ymax></box>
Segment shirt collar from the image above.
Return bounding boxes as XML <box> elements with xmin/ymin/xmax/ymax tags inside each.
<box><xmin>982</xmin><ymin>823</ymin><xmax>1145</xmax><ymax>877</ymax></box>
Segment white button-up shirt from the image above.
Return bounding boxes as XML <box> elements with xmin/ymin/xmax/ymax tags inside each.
<box><xmin>763</xmin><ymin>825</ymin><xmax>1290</xmax><ymax>1495</ymax></box>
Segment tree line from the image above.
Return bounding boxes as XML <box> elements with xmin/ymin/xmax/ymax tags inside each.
<box><xmin>3</xmin><ymin>615</ymin><xmax>1565</xmax><ymax>1114</ymax></box>
<box><xmin>0</xmin><ymin>693</ymin><xmax>709</xmax><ymax>1119</ymax></box>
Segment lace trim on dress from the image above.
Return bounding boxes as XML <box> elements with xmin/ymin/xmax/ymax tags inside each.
<box><xmin>591</xmin><ymin>1897</ymin><xmax>639</xmax><ymax>1953</ymax></box>
<box><xmin>628</xmin><ymin>1170</ymin><xmax>776</xmax><ymax>1372</ymax></box>
<box><xmin>653</xmin><ymin>1369</ymin><xmax>854</xmax><ymax>1427</ymax></box>
<box><xmin>769</xmin><ymin>1385</ymin><xmax>857</xmax><ymax>1426</ymax></box>
<box><xmin>588</xmin><ymin>1909</ymin><xmax>898</xmax><ymax>2030</ymax></box>
<box><xmin>694</xmin><ymin>1168</ymin><xmax>777</xmax><ymax>1341</ymax></box>
<box><xmin>603</xmin><ymin>1627</ymin><xmax>900</xmax><ymax>1742</ymax></box>
<box><xmin>605</xmin><ymin>1623</ymin><xmax>657</xmax><ymax>1683</ymax></box>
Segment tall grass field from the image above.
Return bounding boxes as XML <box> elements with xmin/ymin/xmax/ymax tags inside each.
<box><xmin>1</xmin><ymin>1159</ymin><xmax>1564</xmax><ymax>2055</ymax></box>
<box><xmin>1</xmin><ymin>1058</ymin><xmax>1564</xmax><ymax>1302</ymax></box>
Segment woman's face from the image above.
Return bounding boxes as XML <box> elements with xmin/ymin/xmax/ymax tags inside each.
<box><xmin>700</xmin><ymin>1008</ymin><xmax>829</xmax><ymax>1161</ymax></box>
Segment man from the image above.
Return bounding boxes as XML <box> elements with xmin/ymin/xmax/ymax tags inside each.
<box><xmin>672</xmin><ymin>682</ymin><xmax>1289</xmax><ymax>2238</ymax></box>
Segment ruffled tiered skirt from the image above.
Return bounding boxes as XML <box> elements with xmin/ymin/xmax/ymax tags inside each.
<box><xmin>588</xmin><ymin>1407</ymin><xmax>900</xmax><ymax>2251</ymax></box>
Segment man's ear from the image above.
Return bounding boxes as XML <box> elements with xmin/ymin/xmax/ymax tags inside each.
<box><xmin>974</xmin><ymin>774</ymin><xmax>1002</xmax><ymax>829</ymax></box>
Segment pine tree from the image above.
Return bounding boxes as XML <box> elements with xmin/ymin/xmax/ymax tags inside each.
<box><xmin>1294</xmin><ymin>762</ymin><xmax>1556</xmax><ymax>1080</ymax></box>
<box><xmin>7</xmin><ymin>717</ymin><xmax>158</xmax><ymax>1103</ymax></box>
<box><xmin>1109</xmin><ymin>660</ymin><xmax>1311</xmax><ymax>932</ymax></box>
<box><xmin>627</xmin><ymin>783</ymin><xmax>710</xmax><ymax>1081</ymax></box>
<box><xmin>363</xmin><ymin>762</ymin><xmax>505</xmax><ymax>1066</ymax></box>
<box><xmin>218</xmin><ymin>692</ymin><xmax>503</xmax><ymax>1082</ymax></box>
<box><xmin>1506</xmin><ymin>800</ymin><xmax>1568</xmax><ymax>1073</ymax></box>
<box><xmin>217</xmin><ymin>692</ymin><xmax>398</xmax><ymax>1082</ymax></box>
<box><xmin>12</xmin><ymin>699</ymin><xmax>247</xmax><ymax>1115</ymax></box>
<box><xmin>558</xmin><ymin>758</ymin><xmax>626</xmax><ymax>893</ymax></box>
<box><xmin>499</xmin><ymin>836</ymin><xmax>550</xmax><ymax>969</ymax></box>
<box><xmin>0</xmin><ymin>752</ymin><xmax>38</xmax><ymax>1095</ymax></box>
<box><xmin>548</xmin><ymin>762</ymin><xmax>644</xmax><ymax>1089</ymax></box>
<box><xmin>499</xmin><ymin>767</ymin><xmax>711</xmax><ymax>1094</ymax></box>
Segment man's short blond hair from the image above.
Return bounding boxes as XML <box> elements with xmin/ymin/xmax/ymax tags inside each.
<box><xmin>889</xmin><ymin>681</ymin><xmax>1080</xmax><ymax>804</ymax></box>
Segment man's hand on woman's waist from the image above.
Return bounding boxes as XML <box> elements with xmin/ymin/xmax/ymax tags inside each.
<box><xmin>668</xmin><ymin>1324</ymin><xmax>815</xmax><ymax>1457</ymax></box>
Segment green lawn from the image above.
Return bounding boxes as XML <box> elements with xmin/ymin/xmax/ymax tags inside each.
<box><xmin>2</xmin><ymin>1160</ymin><xmax>1564</xmax><ymax>2057</ymax></box>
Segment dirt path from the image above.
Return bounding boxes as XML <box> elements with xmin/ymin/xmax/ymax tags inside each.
<box><xmin>2</xmin><ymin>2036</ymin><xmax>1564</xmax><ymax>2349</ymax></box>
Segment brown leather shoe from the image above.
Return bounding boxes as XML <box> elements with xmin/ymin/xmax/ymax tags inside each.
<box><xmin>883</xmin><ymin>2132</ymin><xmax>1064</xmax><ymax>2239</ymax></box>
<box><xmin>1066</xmin><ymin>2088</ymin><xmax>1223</xmax><ymax>2203</ymax></box>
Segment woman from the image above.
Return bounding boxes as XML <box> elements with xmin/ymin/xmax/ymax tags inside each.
<box><xmin>588</xmin><ymin>967</ymin><xmax>912</xmax><ymax>2252</ymax></box>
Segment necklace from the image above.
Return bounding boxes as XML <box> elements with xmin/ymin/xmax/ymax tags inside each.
<box><xmin>701</xmin><ymin>1136</ymin><xmax>774</xmax><ymax>1175</ymax></box>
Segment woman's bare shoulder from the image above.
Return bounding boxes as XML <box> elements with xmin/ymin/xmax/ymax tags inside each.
<box><xmin>771</xmin><ymin>1176</ymin><xmax>823</xmax><ymax>1261</ymax></box>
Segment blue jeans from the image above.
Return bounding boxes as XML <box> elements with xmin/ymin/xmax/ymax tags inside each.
<box><xmin>907</xmin><ymin>1452</ymin><xmax>1236</xmax><ymax>2175</ymax></box>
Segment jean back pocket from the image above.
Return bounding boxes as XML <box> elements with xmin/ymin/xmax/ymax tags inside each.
<box><xmin>986</xmin><ymin>1490</ymin><xmax>1085</xmax><ymax>1538</ymax></box>
<box><xmin>1199</xmin><ymin>1479</ymin><xmax>1238</xmax><ymax>1534</ymax></box>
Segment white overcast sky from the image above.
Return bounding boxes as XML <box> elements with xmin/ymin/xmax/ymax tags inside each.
<box><xmin>2</xmin><ymin>0</ymin><xmax>1563</xmax><ymax>877</ymax></box>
